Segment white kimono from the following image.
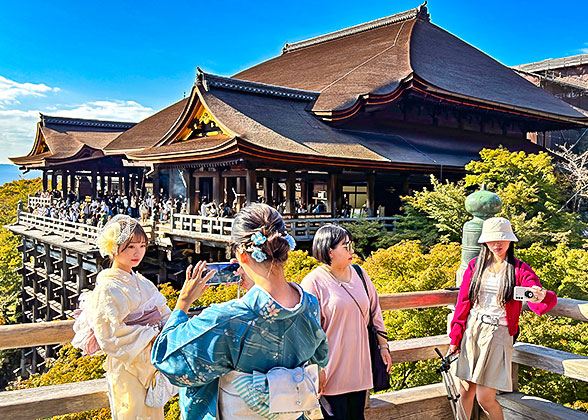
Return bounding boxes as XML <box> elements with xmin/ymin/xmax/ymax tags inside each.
<box><xmin>88</xmin><ymin>268</ymin><xmax>171</xmax><ymax>420</ymax></box>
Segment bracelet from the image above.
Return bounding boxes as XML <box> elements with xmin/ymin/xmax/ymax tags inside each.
<box><xmin>378</xmin><ymin>343</ymin><xmax>389</xmax><ymax>350</ymax></box>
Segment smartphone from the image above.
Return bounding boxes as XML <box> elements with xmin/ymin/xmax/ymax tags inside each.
<box><xmin>204</xmin><ymin>262</ymin><xmax>241</xmax><ymax>285</ymax></box>
<box><xmin>513</xmin><ymin>286</ymin><xmax>535</xmax><ymax>301</ymax></box>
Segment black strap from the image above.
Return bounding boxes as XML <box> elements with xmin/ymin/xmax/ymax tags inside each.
<box><xmin>321</xmin><ymin>266</ymin><xmax>368</xmax><ymax>323</ymax></box>
<box><xmin>352</xmin><ymin>265</ymin><xmax>386</xmax><ymax>339</ymax></box>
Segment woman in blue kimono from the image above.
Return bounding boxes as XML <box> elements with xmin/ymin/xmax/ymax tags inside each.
<box><xmin>152</xmin><ymin>203</ymin><xmax>329</xmax><ymax>419</ymax></box>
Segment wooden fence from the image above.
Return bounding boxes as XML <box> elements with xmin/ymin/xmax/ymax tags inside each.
<box><xmin>17</xmin><ymin>212</ymin><xmax>99</xmax><ymax>246</ymax></box>
<box><xmin>1</xmin><ymin>290</ymin><xmax>587</xmax><ymax>419</ymax></box>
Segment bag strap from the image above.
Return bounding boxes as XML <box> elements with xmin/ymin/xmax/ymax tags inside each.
<box><xmin>320</xmin><ymin>266</ymin><xmax>368</xmax><ymax>324</ymax></box>
<box><xmin>352</xmin><ymin>265</ymin><xmax>387</xmax><ymax>339</ymax></box>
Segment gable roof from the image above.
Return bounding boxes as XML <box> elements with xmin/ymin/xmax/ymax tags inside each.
<box><xmin>9</xmin><ymin>115</ymin><xmax>135</xmax><ymax>168</ymax></box>
<box><xmin>234</xmin><ymin>4</ymin><xmax>586</xmax><ymax>122</ymax></box>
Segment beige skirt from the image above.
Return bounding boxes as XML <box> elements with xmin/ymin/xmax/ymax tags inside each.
<box><xmin>453</xmin><ymin>313</ymin><xmax>514</xmax><ymax>392</ymax></box>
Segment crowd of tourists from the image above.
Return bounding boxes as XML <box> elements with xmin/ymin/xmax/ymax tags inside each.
<box><xmin>67</xmin><ymin>198</ymin><xmax>557</xmax><ymax>420</ymax></box>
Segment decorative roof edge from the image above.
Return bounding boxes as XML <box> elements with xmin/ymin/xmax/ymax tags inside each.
<box><xmin>513</xmin><ymin>53</ymin><xmax>588</xmax><ymax>73</ymax></box>
<box><xmin>197</xmin><ymin>68</ymin><xmax>320</xmax><ymax>101</ymax></box>
<box><xmin>281</xmin><ymin>2</ymin><xmax>429</xmax><ymax>54</ymax></box>
<box><xmin>513</xmin><ymin>68</ymin><xmax>588</xmax><ymax>92</ymax></box>
<box><xmin>40</xmin><ymin>114</ymin><xmax>137</xmax><ymax>130</ymax></box>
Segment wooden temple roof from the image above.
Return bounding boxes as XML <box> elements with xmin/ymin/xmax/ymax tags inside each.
<box><xmin>126</xmin><ymin>71</ymin><xmax>545</xmax><ymax>170</ymax></box>
<box><xmin>233</xmin><ymin>4</ymin><xmax>587</xmax><ymax>123</ymax></box>
<box><xmin>9</xmin><ymin>115</ymin><xmax>136</xmax><ymax>168</ymax></box>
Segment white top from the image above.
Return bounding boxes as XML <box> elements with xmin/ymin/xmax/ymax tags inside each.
<box><xmin>472</xmin><ymin>263</ymin><xmax>508</xmax><ymax>323</ymax></box>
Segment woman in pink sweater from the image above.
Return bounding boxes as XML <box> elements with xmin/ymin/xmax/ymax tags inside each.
<box><xmin>301</xmin><ymin>225</ymin><xmax>391</xmax><ymax>420</ymax></box>
<box><xmin>449</xmin><ymin>217</ymin><xmax>557</xmax><ymax>420</ymax></box>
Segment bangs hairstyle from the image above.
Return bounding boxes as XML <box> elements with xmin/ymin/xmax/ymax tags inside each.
<box><xmin>312</xmin><ymin>224</ymin><xmax>352</xmax><ymax>265</ymax></box>
<box><xmin>468</xmin><ymin>242</ymin><xmax>516</xmax><ymax>307</ymax></box>
<box><xmin>118</xmin><ymin>223</ymin><xmax>149</xmax><ymax>254</ymax></box>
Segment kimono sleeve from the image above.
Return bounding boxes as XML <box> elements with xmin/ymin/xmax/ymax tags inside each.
<box><xmin>305</xmin><ymin>296</ymin><xmax>329</xmax><ymax>369</ymax></box>
<box><xmin>92</xmin><ymin>283</ymin><xmax>159</xmax><ymax>367</ymax></box>
<box><xmin>151</xmin><ymin>307</ymin><xmax>234</xmax><ymax>387</ymax></box>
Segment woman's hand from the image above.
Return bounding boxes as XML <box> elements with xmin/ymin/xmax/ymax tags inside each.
<box><xmin>448</xmin><ymin>344</ymin><xmax>460</xmax><ymax>356</ymax></box>
<box><xmin>380</xmin><ymin>347</ymin><xmax>392</xmax><ymax>374</ymax></box>
<box><xmin>529</xmin><ymin>285</ymin><xmax>547</xmax><ymax>303</ymax></box>
<box><xmin>318</xmin><ymin>369</ymin><xmax>327</xmax><ymax>395</ymax></box>
<box><xmin>175</xmin><ymin>261</ymin><xmax>215</xmax><ymax>313</ymax></box>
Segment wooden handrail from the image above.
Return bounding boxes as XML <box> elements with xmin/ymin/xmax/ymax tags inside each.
<box><xmin>1</xmin><ymin>292</ymin><xmax>586</xmax><ymax>351</ymax></box>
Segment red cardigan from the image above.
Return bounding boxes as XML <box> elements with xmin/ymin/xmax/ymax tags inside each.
<box><xmin>449</xmin><ymin>257</ymin><xmax>557</xmax><ymax>346</ymax></box>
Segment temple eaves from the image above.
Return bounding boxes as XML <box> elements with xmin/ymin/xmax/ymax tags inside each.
<box><xmin>197</xmin><ymin>68</ymin><xmax>320</xmax><ymax>102</ymax></box>
<box><xmin>40</xmin><ymin>114</ymin><xmax>137</xmax><ymax>130</ymax></box>
<box><xmin>281</xmin><ymin>2</ymin><xmax>429</xmax><ymax>54</ymax></box>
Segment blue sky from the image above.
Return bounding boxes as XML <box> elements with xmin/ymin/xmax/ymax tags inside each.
<box><xmin>1</xmin><ymin>0</ymin><xmax>587</xmax><ymax>164</ymax></box>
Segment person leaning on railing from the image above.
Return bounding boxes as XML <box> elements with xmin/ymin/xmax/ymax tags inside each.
<box><xmin>151</xmin><ymin>203</ymin><xmax>329</xmax><ymax>419</ymax></box>
<box><xmin>301</xmin><ymin>224</ymin><xmax>392</xmax><ymax>420</ymax></box>
<box><xmin>448</xmin><ymin>217</ymin><xmax>557</xmax><ymax>420</ymax></box>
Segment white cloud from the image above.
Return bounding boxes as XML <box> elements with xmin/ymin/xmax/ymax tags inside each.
<box><xmin>51</xmin><ymin>100</ymin><xmax>153</xmax><ymax>122</ymax></box>
<box><xmin>0</xmin><ymin>80</ymin><xmax>155</xmax><ymax>163</ymax></box>
<box><xmin>0</xmin><ymin>75</ymin><xmax>59</xmax><ymax>107</ymax></box>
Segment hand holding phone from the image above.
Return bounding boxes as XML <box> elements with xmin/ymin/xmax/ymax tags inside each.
<box><xmin>204</xmin><ymin>262</ymin><xmax>241</xmax><ymax>285</ymax></box>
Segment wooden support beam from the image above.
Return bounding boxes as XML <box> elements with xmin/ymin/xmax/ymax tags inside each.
<box><xmin>285</xmin><ymin>171</ymin><xmax>296</xmax><ymax>214</ymax></box>
<box><xmin>60</xmin><ymin>249</ymin><xmax>68</xmax><ymax>319</ymax></box>
<box><xmin>263</xmin><ymin>176</ymin><xmax>271</xmax><ymax>205</ymax></box>
<box><xmin>76</xmin><ymin>254</ymin><xmax>87</xmax><ymax>293</ymax></box>
<box><xmin>42</xmin><ymin>171</ymin><xmax>48</xmax><ymax>191</ymax></box>
<box><xmin>367</xmin><ymin>173</ymin><xmax>376</xmax><ymax>217</ymax></box>
<box><xmin>213</xmin><ymin>170</ymin><xmax>223</xmax><ymax>204</ymax></box>
<box><xmin>246</xmin><ymin>169</ymin><xmax>257</xmax><ymax>205</ymax></box>
<box><xmin>379</xmin><ymin>290</ymin><xmax>458</xmax><ymax>311</ymax></box>
<box><xmin>187</xmin><ymin>169</ymin><xmax>198</xmax><ymax>215</ymax></box>
<box><xmin>43</xmin><ymin>244</ymin><xmax>52</xmax><ymax>321</ymax></box>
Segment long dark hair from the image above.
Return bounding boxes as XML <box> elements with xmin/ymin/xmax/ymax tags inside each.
<box><xmin>468</xmin><ymin>243</ymin><xmax>516</xmax><ymax>307</ymax></box>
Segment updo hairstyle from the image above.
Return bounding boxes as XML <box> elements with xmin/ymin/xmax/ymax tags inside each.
<box><xmin>232</xmin><ymin>203</ymin><xmax>291</xmax><ymax>263</ymax></box>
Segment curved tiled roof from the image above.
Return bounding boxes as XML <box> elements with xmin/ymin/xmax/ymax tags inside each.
<box><xmin>233</xmin><ymin>5</ymin><xmax>586</xmax><ymax>120</ymax></box>
<box><xmin>104</xmin><ymin>98</ymin><xmax>188</xmax><ymax>152</ymax></box>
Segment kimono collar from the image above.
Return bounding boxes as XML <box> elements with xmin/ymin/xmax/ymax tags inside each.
<box><xmin>97</xmin><ymin>267</ymin><xmax>137</xmax><ymax>284</ymax></box>
<box><xmin>243</xmin><ymin>283</ymin><xmax>307</xmax><ymax>321</ymax></box>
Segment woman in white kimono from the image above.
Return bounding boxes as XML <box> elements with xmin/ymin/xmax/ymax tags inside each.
<box><xmin>77</xmin><ymin>215</ymin><xmax>172</xmax><ymax>420</ymax></box>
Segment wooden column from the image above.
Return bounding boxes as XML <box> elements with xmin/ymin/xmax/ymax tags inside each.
<box><xmin>328</xmin><ymin>173</ymin><xmax>339</xmax><ymax>217</ymax></box>
<box><xmin>263</xmin><ymin>176</ymin><xmax>271</xmax><ymax>205</ymax></box>
<box><xmin>107</xmin><ymin>175</ymin><xmax>112</xmax><ymax>194</ymax></box>
<box><xmin>367</xmin><ymin>173</ymin><xmax>376</xmax><ymax>217</ymax></box>
<box><xmin>31</xmin><ymin>240</ymin><xmax>39</xmax><ymax>322</ymax></box>
<box><xmin>100</xmin><ymin>174</ymin><xmax>105</xmax><ymax>196</ymax></box>
<box><xmin>91</xmin><ymin>171</ymin><xmax>98</xmax><ymax>199</ymax></box>
<box><xmin>60</xmin><ymin>249</ymin><xmax>68</xmax><ymax>319</ymax></box>
<box><xmin>187</xmin><ymin>169</ymin><xmax>197</xmax><ymax>215</ymax></box>
<box><xmin>51</xmin><ymin>170</ymin><xmax>58</xmax><ymax>191</ymax></box>
<box><xmin>213</xmin><ymin>170</ymin><xmax>223</xmax><ymax>204</ymax></box>
<box><xmin>44</xmin><ymin>244</ymin><xmax>52</xmax><ymax>321</ymax></box>
<box><xmin>152</xmin><ymin>168</ymin><xmax>160</xmax><ymax>200</ymax></box>
<box><xmin>122</xmin><ymin>172</ymin><xmax>129</xmax><ymax>196</ymax></box>
<box><xmin>272</xmin><ymin>180</ymin><xmax>280</xmax><ymax>208</ymax></box>
<box><xmin>42</xmin><ymin>171</ymin><xmax>48</xmax><ymax>191</ymax></box>
<box><xmin>246</xmin><ymin>169</ymin><xmax>257</xmax><ymax>205</ymax></box>
<box><xmin>285</xmin><ymin>171</ymin><xmax>296</xmax><ymax>214</ymax></box>
<box><xmin>60</xmin><ymin>170</ymin><xmax>66</xmax><ymax>197</ymax></box>
<box><xmin>77</xmin><ymin>254</ymin><xmax>87</xmax><ymax>294</ymax></box>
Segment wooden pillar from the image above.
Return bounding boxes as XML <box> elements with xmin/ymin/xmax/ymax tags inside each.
<box><xmin>187</xmin><ymin>169</ymin><xmax>197</xmax><ymax>215</ymax></box>
<box><xmin>100</xmin><ymin>174</ymin><xmax>105</xmax><ymax>196</ymax></box>
<box><xmin>367</xmin><ymin>173</ymin><xmax>376</xmax><ymax>217</ymax></box>
<box><xmin>246</xmin><ymin>169</ymin><xmax>257</xmax><ymax>205</ymax></box>
<box><xmin>60</xmin><ymin>170</ymin><xmax>66</xmax><ymax>197</ymax></box>
<box><xmin>328</xmin><ymin>173</ymin><xmax>339</xmax><ymax>217</ymax></box>
<box><xmin>60</xmin><ymin>249</ymin><xmax>68</xmax><ymax>319</ymax></box>
<box><xmin>31</xmin><ymin>240</ymin><xmax>39</xmax><ymax>322</ymax></box>
<box><xmin>122</xmin><ymin>172</ymin><xmax>129</xmax><ymax>196</ymax></box>
<box><xmin>44</xmin><ymin>244</ymin><xmax>52</xmax><ymax>321</ymax></box>
<box><xmin>77</xmin><ymin>254</ymin><xmax>87</xmax><ymax>294</ymax></box>
<box><xmin>263</xmin><ymin>176</ymin><xmax>271</xmax><ymax>205</ymax></box>
<box><xmin>300</xmin><ymin>180</ymin><xmax>307</xmax><ymax>210</ymax></box>
<box><xmin>272</xmin><ymin>180</ymin><xmax>280</xmax><ymax>208</ymax></box>
<box><xmin>158</xmin><ymin>250</ymin><xmax>167</xmax><ymax>284</ymax></box>
<box><xmin>152</xmin><ymin>168</ymin><xmax>160</xmax><ymax>200</ymax></box>
<box><xmin>42</xmin><ymin>171</ymin><xmax>48</xmax><ymax>191</ymax></box>
<box><xmin>285</xmin><ymin>171</ymin><xmax>296</xmax><ymax>214</ymax></box>
<box><xmin>107</xmin><ymin>175</ymin><xmax>112</xmax><ymax>194</ymax></box>
<box><xmin>213</xmin><ymin>170</ymin><xmax>223</xmax><ymax>205</ymax></box>
<box><xmin>91</xmin><ymin>170</ymin><xmax>97</xmax><ymax>199</ymax></box>
<box><xmin>51</xmin><ymin>170</ymin><xmax>58</xmax><ymax>191</ymax></box>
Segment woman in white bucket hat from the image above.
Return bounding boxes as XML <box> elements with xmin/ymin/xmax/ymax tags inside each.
<box><xmin>448</xmin><ymin>217</ymin><xmax>557</xmax><ymax>420</ymax></box>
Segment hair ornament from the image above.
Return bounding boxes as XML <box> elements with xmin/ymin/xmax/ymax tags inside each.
<box><xmin>251</xmin><ymin>232</ymin><xmax>267</xmax><ymax>246</ymax></box>
<box><xmin>284</xmin><ymin>233</ymin><xmax>296</xmax><ymax>251</ymax></box>
<box><xmin>251</xmin><ymin>246</ymin><xmax>268</xmax><ymax>263</ymax></box>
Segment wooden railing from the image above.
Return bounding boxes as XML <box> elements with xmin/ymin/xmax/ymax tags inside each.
<box><xmin>0</xmin><ymin>290</ymin><xmax>587</xmax><ymax>419</ymax></box>
<box><xmin>169</xmin><ymin>212</ymin><xmax>398</xmax><ymax>242</ymax></box>
<box><xmin>27</xmin><ymin>196</ymin><xmax>53</xmax><ymax>210</ymax></box>
<box><xmin>16</xmin><ymin>211</ymin><xmax>99</xmax><ymax>246</ymax></box>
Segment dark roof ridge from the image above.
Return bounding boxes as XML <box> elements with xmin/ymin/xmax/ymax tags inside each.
<box><xmin>199</xmin><ymin>70</ymin><xmax>319</xmax><ymax>101</ymax></box>
<box><xmin>282</xmin><ymin>2</ymin><xmax>429</xmax><ymax>54</ymax></box>
<box><xmin>40</xmin><ymin>114</ymin><xmax>137</xmax><ymax>130</ymax></box>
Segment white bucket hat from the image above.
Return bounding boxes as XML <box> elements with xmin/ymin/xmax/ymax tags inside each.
<box><xmin>478</xmin><ymin>217</ymin><xmax>518</xmax><ymax>243</ymax></box>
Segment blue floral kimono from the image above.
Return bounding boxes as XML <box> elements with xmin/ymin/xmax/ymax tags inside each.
<box><xmin>152</xmin><ymin>284</ymin><xmax>329</xmax><ymax>419</ymax></box>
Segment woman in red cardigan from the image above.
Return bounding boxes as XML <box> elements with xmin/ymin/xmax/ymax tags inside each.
<box><xmin>448</xmin><ymin>217</ymin><xmax>557</xmax><ymax>420</ymax></box>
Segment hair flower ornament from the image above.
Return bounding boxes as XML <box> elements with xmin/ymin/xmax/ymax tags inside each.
<box><xmin>251</xmin><ymin>246</ymin><xmax>268</xmax><ymax>263</ymax></box>
<box><xmin>97</xmin><ymin>222</ymin><xmax>122</xmax><ymax>258</ymax></box>
<box><xmin>284</xmin><ymin>234</ymin><xmax>296</xmax><ymax>251</ymax></box>
<box><xmin>251</xmin><ymin>232</ymin><xmax>267</xmax><ymax>246</ymax></box>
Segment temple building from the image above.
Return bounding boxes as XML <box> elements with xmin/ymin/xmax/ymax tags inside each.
<box><xmin>6</xmin><ymin>3</ymin><xmax>588</xmax><ymax>372</ymax></box>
